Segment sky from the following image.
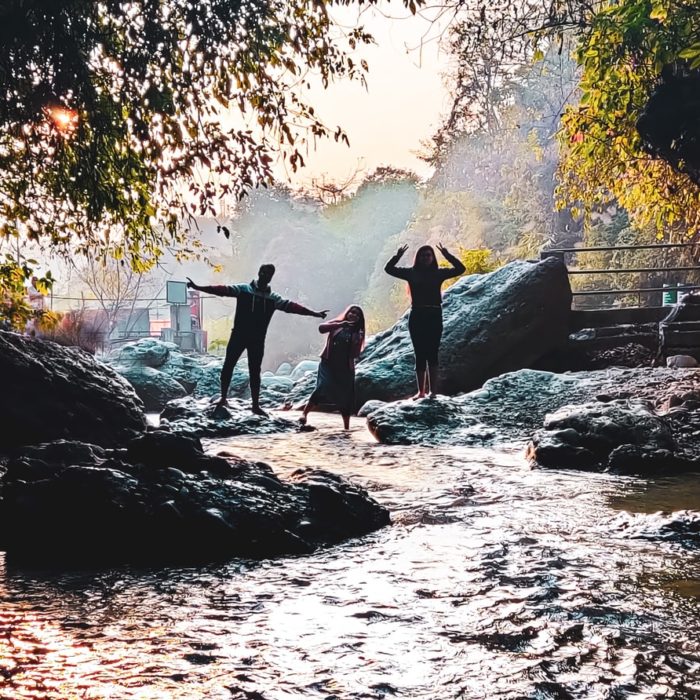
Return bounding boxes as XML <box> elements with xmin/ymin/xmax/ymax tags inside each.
<box><xmin>276</xmin><ymin>4</ymin><xmax>455</xmax><ymax>188</ymax></box>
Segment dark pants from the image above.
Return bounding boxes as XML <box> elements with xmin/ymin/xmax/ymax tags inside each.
<box><xmin>221</xmin><ymin>331</ymin><xmax>265</xmax><ymax>401</ymax></box>
<box><xmin>408</xmin><ymin>307</ymin><xmax>443</xmax><ymax>372</ymax></box>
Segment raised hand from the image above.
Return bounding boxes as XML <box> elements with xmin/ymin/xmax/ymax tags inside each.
<box><xmin>437</xmin><ymin>243</ymin><xmax>450</xmax><ymax>257</ymax></box>
<box><xmin>395</xmin><ymin>244</ymin><xmax>409</xmax><ymax>258</ymax></box>
<box><xmin>317</xmin><ymin>309</ymin><xmax>330</xmax><ymax>319</ymax></box>
<box><xmin>186</xmin><ymin>277</ymin><xmax>196</xmax><ymax>289</ymax></box>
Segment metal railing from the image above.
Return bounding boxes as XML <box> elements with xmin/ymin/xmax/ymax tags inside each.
<box><xmin>541</xmin><ymin>242</ymin><xmax>700</xmax><ymax>306</ymax></box>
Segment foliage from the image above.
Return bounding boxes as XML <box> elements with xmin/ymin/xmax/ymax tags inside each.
<box><xmin>570</xmin><ymin>210</ymin><xmax>700</xmax><ymax>309</ymax></box>
<box><xmin>433</xmin><ymin>0</ymin><xmax>700</xmax><ymax>238</ymax></box>
<box><xmin>0</xmin><ymin>255</ymin><xmax>55</xmax><ymax>331</ymax></box>
<box><xmin>39</xmin><ymin>309</ymin><xmax>104</xmax><ymax>354</ymax></box>
<box><xmin>457</xmin><ymin>248</ymin><xmax>502</xmax><ymax>275</ymax></box>
<box><xmin>208</xmin><ymin>337</ymin><xmax>229</xmax><ymax>355</ymax></box>
<box><xmin>557</xmin><ymin>0</ymin><xmax>700</xmax><ymax>237</ymax></box>
<box><xmin>428</xmin><ymin>40</ymin><xmax>582</xmax><ymax>259</ymax></box>
<box><xmin>72</xmin><ymin>256</ymin><xmax>163</xmax><ymax>336</ymax></box>
<box><xmin>0</xmin><ymin>0</ymin><xmax>419</xmax><ymax>274</ymax></box>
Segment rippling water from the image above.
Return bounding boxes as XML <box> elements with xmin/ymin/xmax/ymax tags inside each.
<box><xmin>2</xmin><ymin>413</ymin><xmax>700</xmax><ymax>699</ymax></box>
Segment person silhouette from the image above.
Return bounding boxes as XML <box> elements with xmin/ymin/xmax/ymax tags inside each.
<box><xmin>187</xmin><ymin>264</ymin><xmax>328</xmax><ymax>416</ymax></box>
<box><xmin>300</xmin><ymin>305</ymin><xmax>365</xmax><ymax>430</ymax></box>
<box><xmin>384</xmin><ymin>244</ymin><xmax>465</xmax><ymax>399</ymax></box>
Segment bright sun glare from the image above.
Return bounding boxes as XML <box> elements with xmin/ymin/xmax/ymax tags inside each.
<box><xmin>47</xmin><ymin>106</ymin><xmax>78</xmax><ymax>131</ymax></box>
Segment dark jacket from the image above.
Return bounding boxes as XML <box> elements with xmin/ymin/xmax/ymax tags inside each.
<box><xmin>384</xmin><ymin>252</ymin><xmax>466</xmax><ymax>307</ymax></box>
<box><xmin>196</xmin><ymin>281</ymin><xmax>316</xmax><ymax>338</ymax></box>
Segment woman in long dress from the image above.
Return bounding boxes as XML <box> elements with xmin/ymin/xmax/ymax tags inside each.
<box><xmin>384</xmin><ymin>243</ymin><xmax>465</xmax><ymax>398</ymax></box>
<box><xmin>300</xmin><ymin>305</ymin><xmax>365</xmax><ymax>429</ymax></box>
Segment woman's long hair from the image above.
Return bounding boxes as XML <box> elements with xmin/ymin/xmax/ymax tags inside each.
<box><xmin>330</xmin><ymin>305</ymin><xmax>366</xmax><ymax>352</ymax></box>
<box><xmin>413</xmin><ymin>245</ymin><xmax>438</xmax><ymax>270</ymax></box>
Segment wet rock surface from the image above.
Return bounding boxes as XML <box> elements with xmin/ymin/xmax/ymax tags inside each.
<box><xmin>0</xmin><ymin>330</ymin><xmax>146</xmax><ymax>449</ymax></box>
<box><xmin>107</xmin><ymin>339</ymin><xmax>250</xmax><ymax>408</ymax></box>
<box><xmin>160</xmin><ymin>396</ymin><xmax>301</xmax><ymax>439</ymax></box>
<box><xmin>526</xmin><ymin>401</ymin><xmax>692</xmax><ymax>474</ymax></box>
<box><xmin>365</xmin><ymin>367</ymin><xmax>700</xmax><ymax>475</ymax></box>
<box><xmin>108</xmin><ymin>338</ymin><xmax>314</xmax><ymax>409</ymax></box>
<box><xmin>0</xmin><ymin>432</ymin><xmax>389</xmax><ymax>565</ymax></box>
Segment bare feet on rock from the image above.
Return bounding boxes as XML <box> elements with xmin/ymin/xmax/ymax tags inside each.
<box><xmin>251</xmin><ymin>405</ymin><xmax>269</xmax><ymax>418</ymax></box>
<box><xmin>411</xmin><ymin>392</ymin><xmax>426</xmax><ymax>401</ymax></box>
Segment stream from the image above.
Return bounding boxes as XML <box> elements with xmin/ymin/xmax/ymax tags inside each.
<box><xmin>1</xmin><ymin>413</ymin><xmax>700</xmax><ymax>699</ymax></box>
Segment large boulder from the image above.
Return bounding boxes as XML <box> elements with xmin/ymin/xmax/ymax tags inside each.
<box><xmin>0</xmin><ymin>331</ymin><xmax>146</xmax><ymax>449</ymax></box>
<box><xmin>290</xmin><ymin>258</ymin><xmax>571</xmax><ymax>408</ymax></box>
<box><xmin>0</xmin><ymin>434</ymin><xmax>390</xmax><ymax>565</ymax></box>
<box><xmin>109</xmin><ymin>338</ymin><xmax>176</xmax><ymax>368</ymax></box>
<box><xmin>116</xmin><ymin>365</ymin><xmax>188</xmax><ymax>411</ymax></box>
<box><xmin>525</xmin><ymin>401</ymin><xmax>696</xmax><ymax>475</ymax></box>
<box><xmin>107</xmin><ymin>338</ymin><xmax>250</xmax><ymax>403</ymax></box>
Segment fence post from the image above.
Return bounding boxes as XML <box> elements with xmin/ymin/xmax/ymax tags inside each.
<box><xmin>540</xmin><ymin>249</ymin><xmax>566</xmax><ymax>266</ymax></box>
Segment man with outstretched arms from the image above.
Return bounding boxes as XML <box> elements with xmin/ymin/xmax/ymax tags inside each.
<box><xmin>187</xmin><ymin>264</ymin><xmax>328</xmax><ymax>417</ymax></box>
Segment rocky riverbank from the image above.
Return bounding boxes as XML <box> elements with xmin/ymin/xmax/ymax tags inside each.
<box><xmin>0</xmin><ymin>432</ymin><xmax>389</xmax><ymax>565</ymax></box>
<box><xmin>363</xmin><ymin>366</ymin><xmax>700</xmax><ymax>475</ymax></box>
<box><xmin>0</xmin><ymin>331</ymin><xmax>389</xmax><ymax>566</ymax></box>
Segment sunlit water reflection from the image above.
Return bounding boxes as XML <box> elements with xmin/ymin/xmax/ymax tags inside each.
<box><xmin>2</xmin><ymin>413</ymin><xmax>700</xmax><ymax>698</ymax></box>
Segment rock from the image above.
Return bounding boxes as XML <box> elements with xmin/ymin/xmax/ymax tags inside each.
<box><xmin>109</xmin><ymin>338</ymin><xmax>176</xmax><ymax>368</ymax></box>
<box><xmin>290</xmin><ymin>258</ymin><xmax>571</xmax><ymax>408</ymax></box>
<box><xmin>606</xmin><ymin>445</ymin><xmax>699</xmax><ymax>476</ymax></box>
<box><xmin>276</xmin><ymin>362</ymin><xmax>293</xmax><ymax>376</ymax></box>
<box><xmin>527</xmin><ymin>402</ymin><xmax>676</xmax><ymax>473</ymax></box>
<box><xmin>365</xmin><ymin>366</ymin><xmax>700</xmax><ymax>452</ymax></box>
<box><xmin>261</xmin><ymin>375</ymin><xmax>294</xmax><ymax>395</ymax></box>
<box><xmin>0</xmin><ymin>435</ymin><xmax>390</xmax><ymax>565</ymax></box>
<box><xmin>160</xmin><ymin>396</ymin><xmax>301</xmax><ymax>439</ymax></box>
<box><xmin>667</xmin><ymin>354</ymin><xmax>698</xmax><ymax>368</ymax></box>
<box><xmin>106</xmin><ymin>338</ymin><xmax>252</xmax><ymax>401</ymax></box>
<box><xmin>291</xmin><ymin>359</ymin><xmax>320</xmax><ymax>381</ymax></box>
<box><xmin>0</xmin><ymin>330</ymin><xmax>146</xmax><ymax>449</ymax></box>
<box><xmin>117</xmin><ymin>365</ymin><xmax>188</xmax><ymax>411</ymax></box>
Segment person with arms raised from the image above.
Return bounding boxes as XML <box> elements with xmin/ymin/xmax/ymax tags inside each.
<box><xmin>384</xmin><ymin>244</ymin><xmax>465</xmax><ymax>399</ymax></box>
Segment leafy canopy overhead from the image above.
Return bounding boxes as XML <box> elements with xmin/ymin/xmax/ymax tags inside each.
<box><xmin>436</xmin><ymin>0</ymin><xmax>700</xmax><ymax>238</ymax></box>
<box><xmin>0</xmin><ymin>0</ymin><xmax>420</xmax><ymax>269</ymax></box>
<box><xmin>559</xmin><ymin>0</ymin><xmax>700</xmax><ymax>237</ymax></box>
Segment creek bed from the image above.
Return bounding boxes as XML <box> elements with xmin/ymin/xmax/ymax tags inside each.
<box><xmin>1</xmin><ymin>413</ymin><xmax>699</xmax><ymax>699</ymax></box>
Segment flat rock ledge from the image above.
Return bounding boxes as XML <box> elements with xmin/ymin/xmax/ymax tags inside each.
<box><xmin>364</xmin><ymin>367</ymin><xmax>700</xmax><ymax>476</ymax></box>
<box><xmin>160</xmin><ymin>396</ymin><xmax>302</xmax><ymax>439</ymax></box>
<box><xmin>0</xmin><ymin>432</ymin><xmax>389</xmax><ymax>565</ymax></box>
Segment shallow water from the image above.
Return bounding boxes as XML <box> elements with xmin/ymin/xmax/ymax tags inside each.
<box><xmin>2</xmin><ymin>413</ymin><xmax>700</xmax><ymax>699</ymax></box>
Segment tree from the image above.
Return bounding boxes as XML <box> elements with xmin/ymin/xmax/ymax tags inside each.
<box><xmin>0</xmin><ymin>0</ymin><xmax>420</xmax><ymax>323</ymax></box>
<box><xmin>72</xmin><ymin>256</ymin><xmax>164</xmax><ymax>339</ymax></box>
<box><xmin>432</xmin><ymin>0</ymin><xmax>700</xmax><ymax>239</ymax></box>
<box><xmin>558</xmin><ymin>0</ymin><xmax>700</xmax><ymax>237</ymax></box>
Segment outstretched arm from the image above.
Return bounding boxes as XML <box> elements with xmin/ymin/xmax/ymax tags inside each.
<box><xmin>186</xmin><ymin>277</ymin><xmax>241</xmax><ymax>297</ymax></box>
<box><xmin>384</xmin><ymin>244</ymin><xmax>411</xmax><ymax>280</ymax></box>
<box><xmin>274</xmin><ymin>294</ymin><xmax>328</xmax><ymax>319</ymax></box>
<box><xmin>436</xmin><ymin>244</ymin><xmax>466</xmax><ymax>279</ymax></box>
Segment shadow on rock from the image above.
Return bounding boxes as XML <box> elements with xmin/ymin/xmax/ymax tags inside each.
<box><xmin>0</xmin><ymin>433</ymin><xmax>390</xmax><ymax>566</ymax></box>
